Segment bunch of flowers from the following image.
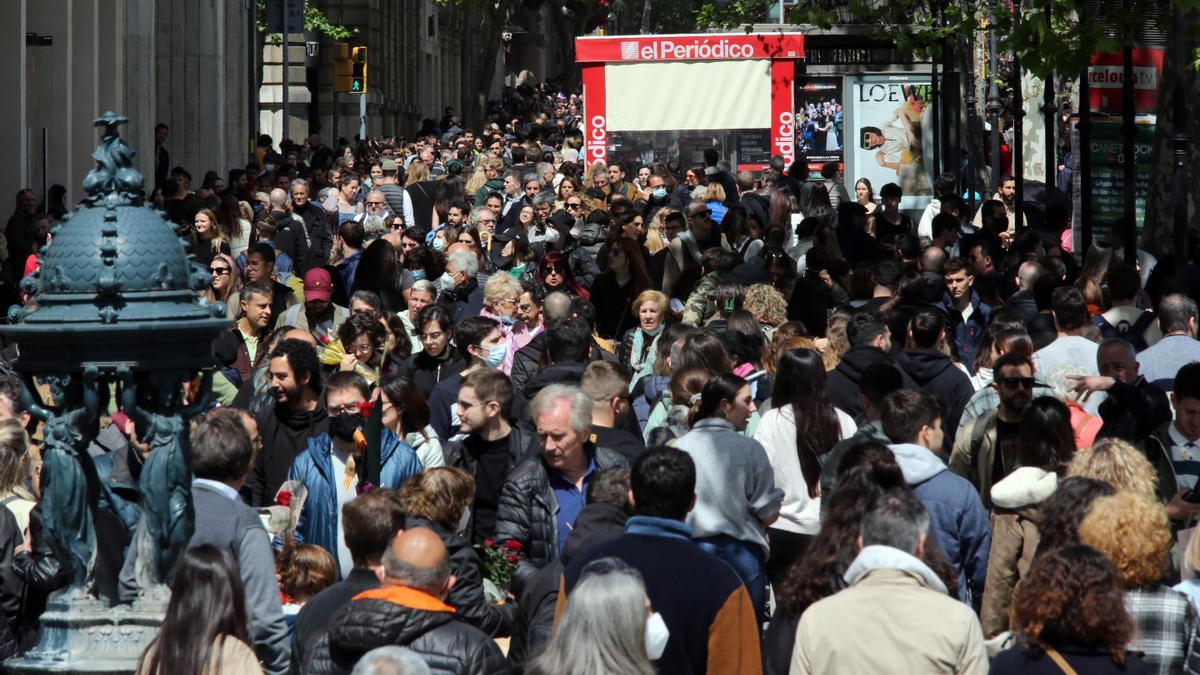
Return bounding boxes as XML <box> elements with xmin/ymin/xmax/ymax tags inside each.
<box><xmin>477</xmin><ymin>539</ymin><xmax>522</xmax><ymax>601</ymax></box>
<box><xmin>317</xmin><ymin>334</ymin><xmax>379</xmax><ymax>382</ymax></box>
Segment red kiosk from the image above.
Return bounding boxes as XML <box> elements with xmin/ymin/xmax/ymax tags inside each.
<box><xmin>576</xmin><ymin>32</ymin><xmax>806</xmax><ymax>173</ymax></box>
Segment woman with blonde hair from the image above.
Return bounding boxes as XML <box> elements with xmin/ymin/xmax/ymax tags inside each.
<box><xmin>704</xmin><ymin>183</ymin><xmax>727</xmax><ymax>224</ymax></box>
<box><xmin>0</xmin><ymin>419</ymin><xmax>34</xmax><ymax>533</ymax></box>
<box><xmin>480</xmin><ymin>273</ymin><xmax>523</xmax><ymax>372</ymax></box>
<box><xmin>816</xmin><ymin>307</ymin><xmax>852</xmax><ymax>371</ymax></box>
<box><xmin>397</xmin><ymin>467</ymin><xmax>516</xmax><ymax>637</ymax></box>
<box><xmin>191</xmin><ymin>208</ymin><xmax>231</xmax><ymax>268</ymax></box>
<box><xmin>202</xmin><ymin>253</ymin><xmax>242</xmax><ymax>321</ymax></box>
<box><xmin>744</xmin><ymin>284</ymin><xmax>788</xmax><ymax>335</ymax></box>
<box><xmin>1066</xmin><ymin>438</ymin><xmax>1159</xmax><ymax>500</ymax></box>
<box><xmin>645</xmin><ymin>207</ymin><xmax>675</xmax><ymax>255</ymax></box>
<box><xmin>1078</xmin><ymin>492</ymin><xmax>1200</xmax><ymax>674</ymax></box>
<box><xmin>618</xmin><ymin>290</ymin><xmax>669</xmax><ymax>377</ymax></box>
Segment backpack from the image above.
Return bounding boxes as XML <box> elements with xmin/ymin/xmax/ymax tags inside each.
<box><xmin>1093</xmin><ymin>311</ymin><xmax>1156</xmax><ymax>352</ymax></box>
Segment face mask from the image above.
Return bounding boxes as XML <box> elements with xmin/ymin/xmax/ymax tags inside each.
<box><xmin>483</xmin><ymin>343</ymin><xmax>506</xmax><ymax>369</ymax></box>
<box><xmin>457</xmin><ymin>507</ymin><xmax>472</xmax><ymax>533</ymax></box>
<box><xmin>652</xmin><ymin>187</ymin><xmax>668</xmax><ymax>200</ymax></box>
<box><xmin>329</xmin><ymin>412</ymin><xmax>360</xmax><ymax>443</ymax></box>
<box><xmin>645</xmin><ymin>612</ymin><xmax>670</xmax><ymax>660</ymax></box>
<box><xmin>431</xmin><ymin>236</ymin><xmax>447</xmax><ymax>252</ymax></box>
<box><xmin>501</xmin><ymin>314</ymin><xmax>516</xmax><ymax>326</ymax></box>
<box><xmin>411</xmin><ymin>269</ymin><xmax>426</xmax><ymax>281</ymax></box>
<box><xmin>437</xmin><ymin>272</ymin><xmax>457</xmax><ymax>293</ymax></box>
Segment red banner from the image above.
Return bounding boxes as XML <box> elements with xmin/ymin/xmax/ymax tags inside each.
<box><xmin>771</xmin><ymin>59</ymin><xmax>796</xmax><ymax>169</ymax></box>
<box><xmin>576</xmin><ymin>33</ymin><xmax>805</xmax><ymax>64</ymax></box>
<box><xmin>581</xmin><ymin>64</ymin><xmax>608</xmax><ymax>167</ymax></box>
<box><xmin>1088</xmin><ymin>48</ymin><xmax>1164</xmax><ymax>115</ymax></box>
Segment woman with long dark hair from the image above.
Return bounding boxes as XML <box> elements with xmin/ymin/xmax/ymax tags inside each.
<box><xmin>753</xmin><ymin>347</ymin><xmax>857</xmax><ymax>588</ymax></box>
<box><xmin>763</xmin><ymin>442</ymin><xmax>960</xmax><ymax>675</ymax></box>
<box><xmin>379</xmin><ymin>374</ymin><xmax>443</xmax><ymax>470</ymax></box>
<box><xmin>353</xmin><ymin>239</ymin><xmax>405</xmax><ymax>312</ymax></box>
<box><xmin>980</xmin><ymin>396</ymin><xmax>1076</xmax><ymax>637</ymax></box>
<box><xmin>673</xmin><ymin>372</ymin><xmax>780</xmax><ymax>623</ymax></box>
<box><xmin>591</xmin><ymin>238</ymin><xmax>652</xmax><ymax>340</ymax></box>
<box><xmin>136</xmin><ymin>545</ymin><xmax>261</xmax><ymax>674</ymax></box>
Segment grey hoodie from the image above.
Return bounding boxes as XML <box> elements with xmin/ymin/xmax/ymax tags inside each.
<box><xmin>844</xmin><ymin>544</ymin><xmax>948</xmax><ymax>595</ymax></box>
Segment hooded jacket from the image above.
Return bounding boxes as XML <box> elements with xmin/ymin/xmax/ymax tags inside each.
<box><xmin>303</xmin><ymin>586</ymin><xmax>509</xmax><ymax>675</ymax></box>
<box><xmin>246</xmin><ymin>399</ymin><xmax>329</xmax><ymax>508</ymax></box>
<box><xmin>828</xmin><ymin>347</ymin><xmax>917</xmax><ymax>420</ymax></box>
<box><xmin>897</xmin><ymin>348</ymin><xmax>975</xmax><ymax>445</ymax></box>
<box><xmin>980</xmin><ymin>467</ymin><xmax>1056</xmax><ymax>637</ymax></box>
<box><xmin>889</xmin><ymin>443</ymin><xmax>991</xmax><ymax>608</ymax></box>
<box><xmin>288</xmin><ymin>430</ymin><xmax>423</xmax><ymax>574</ymax></box>
<box><xmin>792</xmin><ymin>545</ymin><xmax>987</xmax><ymax>675</ymax></box>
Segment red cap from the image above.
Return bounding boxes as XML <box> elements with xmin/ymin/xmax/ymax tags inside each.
<box><xmin>303</xmin><ymin>268</ymin><xmax>333</xmax><ymax>301</ymax></box>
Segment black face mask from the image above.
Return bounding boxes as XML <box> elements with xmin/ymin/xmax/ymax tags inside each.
<box><xmin>329</xmin><ymin>413</ymin><xmax>360</xmax><ymax>442</ymax></box>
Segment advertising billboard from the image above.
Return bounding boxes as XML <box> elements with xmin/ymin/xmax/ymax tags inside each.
<box><xmin>848</xmin><ymin>75</ymin><xmax>932</xmax><ymax>197</ymax></box>
<box><xmin>794</xmin><ymin>76</ymin><xmax>844</xmax><ymax>177</ymax></box>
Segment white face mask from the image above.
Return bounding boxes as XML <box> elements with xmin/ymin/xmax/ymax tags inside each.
<box><xmin>645</xmin><ymin>612</ymin><xmax>670</xmax><ymax>660</ymax></box>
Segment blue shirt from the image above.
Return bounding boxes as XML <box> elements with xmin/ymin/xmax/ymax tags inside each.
<box><xmin>549</xmin><ymin>454</ymin><xmax>597</xmax><ymax>552</ymax></box>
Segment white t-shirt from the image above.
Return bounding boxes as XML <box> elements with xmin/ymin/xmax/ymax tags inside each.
<box><xmin>1034</xmin><ymin>335</ymin><xmax>1105</xmax><ymax>415</ymax></box>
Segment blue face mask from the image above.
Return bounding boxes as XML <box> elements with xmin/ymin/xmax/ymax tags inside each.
<box><xmin>652</xmin><ymin>187</ymin><xmax>668</xmax><ymax>200</ymax></box>
<box><xmin>484</xmin><ymin>343</ymin><xmax>506</xmax><ymax>369</ymax></box>
<box><xmin>431</xmin><ymin>236</ymin><xmax>447</xmax><ymax>252</ymax></box>
<box><xmin>411</xmin><ymin>269</ymin><xmax>426</xmax><ymax>281</ymax></box>
<box><xmin>501</xmin><ymin>314</ymin><xmax>516</xmax><ymax>326</ymax></box>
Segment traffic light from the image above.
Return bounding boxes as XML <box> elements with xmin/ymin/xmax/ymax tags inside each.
<box><xmin>351</xmin><ymin>46</ymin><xmax>367</xmax><ymax>93</ymax></box>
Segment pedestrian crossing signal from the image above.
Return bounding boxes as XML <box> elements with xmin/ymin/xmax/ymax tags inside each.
<box><xmin>351</xmin><ymin>46</ymin><xmax>367</xmax><ymax>94</ymax></box>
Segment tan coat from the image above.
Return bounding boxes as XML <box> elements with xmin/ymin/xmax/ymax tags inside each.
<box><xmin>137</xmin><ymin>636</ymin><xmax>264</xmax><ymax>675</ymax></box>
<box><xmin>980</xmin><ymin>467</ymin><xmax>1056</xmax><ymax>637</ymax></box>
<box><xmin>791</xmin><ymin>549</ymin><xmax>988</xmax><ymax>675</ymax></box>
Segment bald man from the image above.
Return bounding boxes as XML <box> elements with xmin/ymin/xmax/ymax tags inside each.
<box><xmin>1069</xmin><ymin>338</ymin><xmax>1171</xmax><ymax>444</ymax></box>
<box><xmin>303</xmin><ymin>528</ymin><xmax>507</xmax><ymax>675</ymax></box>
<box><xmin>266</xmin><ymin>188</ymin><xmax>311</xmax><ymax>275</ymax></box>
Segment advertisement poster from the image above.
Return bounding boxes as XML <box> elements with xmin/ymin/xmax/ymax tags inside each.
<box><xmin>849</xmin><ymin>75</ymin><xmax>932</xmax><ymax>196</ymax></box>
<box><xmin>795</xmin><ymin>77</ymin><xmax>844</xmax><ymax>175</ymax></box>
<box><xmin>1070</xmin><ymin>117</ymin><xmax>1154</xmax><ymax>243</ymax></box>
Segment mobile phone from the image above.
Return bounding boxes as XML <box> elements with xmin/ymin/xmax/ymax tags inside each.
<box><xmin>1184</xmin><ymin>489</ymin><xmax>1200</xmax><ymax>504</ymax></box>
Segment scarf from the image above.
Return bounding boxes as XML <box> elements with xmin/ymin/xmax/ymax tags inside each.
<box><xmin>630</xmin><ymin>325</ymin><xmax>663</xmax><ymax>385</ymax></box>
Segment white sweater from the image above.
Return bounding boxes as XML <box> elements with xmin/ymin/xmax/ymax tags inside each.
<box><xmin>753</xmin><ymin>404</ymin><xmax>857</xmax><ymax>535</ymax></box>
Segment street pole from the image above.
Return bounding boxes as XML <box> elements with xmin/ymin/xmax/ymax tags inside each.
<box><xmin>1012</xmin><ymin>0</ymin><xmax>1025</xmax><ymax>231</ymax></box>
<box><xmin>359</xmin><ymin>92</ymin><xmax>367</xmax><ymax>141</ymax></box>
<box><xmin>932</xmin><ymin>50</ymin><xmax>941</xmax><ymax>176</ymax></box>
<box><xmin>1121</xmin><ymin>0</ymin><xmax>1136</xmax><ymax>262</ymax></box>
<box><xmin>1172</xmin><ymin>1</ymin><xmax>1189</xmax><ymax>260</ymax></box>
<box><xmin>965</xmin><ymin>20</ymin><xmax>978</xmax><ymax>210</ymax></box>
<box><xmin>281</xmin><ymin>0</ymin><xmax>290</xmax><ymax>143</ymax></box>
<box><xmin>1041</xmin><ymin>0</ymin><xmax>1055</xmax><ymax>207</ymax></box>
<box><xmin>1078</xmin><ymin>7</ymin><xmax>1093</xmax><ymax>256</ymax></box>
<box><xmin>986</xmin><ymin>15</ymin><xmax>1002</xmax><ymax>193</ymax></box>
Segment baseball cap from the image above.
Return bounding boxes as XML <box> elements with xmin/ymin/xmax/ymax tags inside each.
<box><xmin>492</xmin><ymin>228</ymin><xmax>528</xmax><ymax>248</ymax></box>
<box><xmin>303</xmin><ymin>268</ymin><xmax>333</xmax><ymax>301</ymax></box>
<box><xmin>380</xmin><ymin>158</ymin><xmax>399</xmax><ymax>173</ymax></box>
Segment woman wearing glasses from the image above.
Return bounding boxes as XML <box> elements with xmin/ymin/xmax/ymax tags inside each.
<box><xmin>399</xmin><ymin>304</ymin><xmax>466</xmax><ymax>398</ymax></box>
<box><xmin>537</xmin><ymin>250</ymin><xmax>589</xmax><ymax>300</ymax></box>
<box><xmin>201</xmin><ymin>253</ymin><xmax>242</xmax><ymax>320</ymax></box>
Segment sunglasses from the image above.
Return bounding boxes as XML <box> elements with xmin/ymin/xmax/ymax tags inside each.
<box><xmin>544</xmin><ymin>266</ymin><xmax>564</xmax><ymax>275</ymax></box>
<box><xmin>209</xmin><ymin>267</ymin><xmax>231</xmax><ymax>275</ymax></box>
<box><xmin>998</xmin><ymin>377</ymin><xmax>1034</xmax><ymax>390</ymax></box>
<box><xmin>566</xmin><ymin>203</ymin><xmax>582</xmax><ymax>210</ymax></box>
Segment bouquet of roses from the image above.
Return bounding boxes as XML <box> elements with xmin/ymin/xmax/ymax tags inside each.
<box><xmin>476</xmin><ymin>539</ymin><xmax>522</xmax><ymax>603</ymax></box>
<box><xmin>259</xmin><ymin>480</ymin><xmax>307</xmax><ymax>540</ymax></box>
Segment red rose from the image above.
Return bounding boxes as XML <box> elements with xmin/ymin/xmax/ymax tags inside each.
<box><xmin>504</xmin><ymin>540</ymin><xmax>522</xmax><ymax>552</ymax></box>
<box><xmin>319</xmin><ymin>333</ymin><xmax>333</xmax><ymax>344</ymax></box>
<box><xmin>357</xmin><ymin>401</ymin><xmax>375</xmax><ymax>418</ymax></box>
<box><xmin>276</xmin><ymin>490</ymin><xmax>292</xmax><ymax>507</ymax></box>
<box><xmin>483</xmin><ymin>539</ymin><xmax>495</xmax><ymax>548</ymax></box>
<box><xmin>506</xmin><ymin>553</ymin><xmax>519</xmax><ymax>564</ymax></box>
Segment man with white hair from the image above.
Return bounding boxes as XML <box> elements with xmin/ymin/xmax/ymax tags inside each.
<box><xmin>437</xmin><ymin>250</ymin><xmax>485</xmax><ymax>323</ymax></box>
<box><xmin>495</xmin><ymin>384</ymin><xmax>628</xmax><ymax>594</ymax></box>
<box><xmin>354</xmin><ymin>189</ymin><xmax>393</xmax><ymax>224</ymax></box>
<box><xmin>350</xmin><ymin>647</ymin><xmax>430</xmax><ymax>675</ymax></box>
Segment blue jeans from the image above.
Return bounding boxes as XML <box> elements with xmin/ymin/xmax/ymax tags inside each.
<box><xmin>696</xmin><ymin>534</ymin><xmax>768</xmax><ymax>624</ymax></box>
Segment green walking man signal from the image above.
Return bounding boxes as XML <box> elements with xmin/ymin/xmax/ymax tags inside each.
<box><xmin>334</xmin><ymin>44</ymin><xmax>367</xmax><ymax>94</ymax></box>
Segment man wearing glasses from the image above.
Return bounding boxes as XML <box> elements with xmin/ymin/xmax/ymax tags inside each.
<box><xmin>354</xmin><ymin>189</ymin><xmax>393</xmax><ymax>224</ymax></box>
<box><xmin>949</xmin><ymin>352</ymin><xmax>1034</xmax><ymax>509</ymax></box>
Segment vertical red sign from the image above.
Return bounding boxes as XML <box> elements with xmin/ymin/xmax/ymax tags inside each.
<box><xmin>582</xmin><ymin>64</ymin><xmax>608</xmax><ymax>167</ymax></box>
<box><xmin>771</xmin><ymin>59</ymin><xmax>795</xmax><ymax>168</ymax></box>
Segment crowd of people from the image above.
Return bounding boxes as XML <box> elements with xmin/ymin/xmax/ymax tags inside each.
<box><xmin>7</xmin><ymin>81</ymin><xmax>1200</xmax><ymax>674</ymax></box>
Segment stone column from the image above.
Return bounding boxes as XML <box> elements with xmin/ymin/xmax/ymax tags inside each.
<box><xmin>0</xmin><ymin>1</ymin><xmax>28</xmax><ymax>196</ymax></box>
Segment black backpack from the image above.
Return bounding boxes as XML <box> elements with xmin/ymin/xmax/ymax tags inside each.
<box><xmin>1093</xmin><ymin>311</ymin><xmax>1156</xmax><ymax>352</ymax></box>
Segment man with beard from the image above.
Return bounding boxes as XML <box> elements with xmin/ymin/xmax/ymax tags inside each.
<box><xmin>949</xmin><ymin>352</ymin><xmax>1035</xmax><ymax>509</ymax></box>
<box><xmin>278</xmin><ymin>269</ymin><xmax>349</xmax><ymax>342</ymax></box>
<box><xmin>244</xmin><ymin>243</ymin><xmax>298</xmax><ymax>331</ymax></box>
<box><xmin>972</xmin><ymin>174</ymin><xmax>1017</xmax><ymax>237</ymax></box>
<box><xmin>230</xmin><ymin>283</ymin><xmax>275</xmax><ymax>385</ymax></box>
<box><xmin>243</xmin><ymin>338</ymin><xmax>328</xmax><ymax>507</ymax></box>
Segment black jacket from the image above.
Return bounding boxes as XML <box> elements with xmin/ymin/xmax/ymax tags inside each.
<box><xmin>245</xmin><ymin>400</ymin><xmax>329</xmax><ymax>507</ymax></box>
<box><xmin>303</xmin><ymin>591</ymin><xmax>509</xmax><ymax>675</ymax></box>
<box><xmin>509</xmin><ymin>335</ymin><xmax>607</xmax><ymax>396</ymax></box>
<box><xmin>401</xmin><ymin>350</ymin><xmax>466</xmax><ymax>399</ymax></box>
<box><xmin>1096</xmin><ymin>376</ymin><xmax>1172</xmax><ymax>445</ymax></box>
<box><xmin>506</xmin><ymin>502</ymin><xmax>629</xmax><ymax>672</ymax></box>
<box><xmin>493</xmin><ymin>445</ymin><xmax>628</xmax><ymax>595</ymax></box>
<box><xmin>827</xmin><ymin>346</ymin><xmax>917</xmax><ymax>421</ymax></box>
<box><xmin>290</xmin><ymin>568</ymin><xmax>380</xmax><ymax>674</ymax></box>
<box><xmin>438</xmin><ymin>278</ymin><xmax>486</xmax><ymax>325</ymax></box>
<box><xmin>510</xmin><ymin>362</ymin><xmax>588</xmax><ymax>433</ymax></box>
<box><xmin>896</xmin><ymin>348</ymin><xmax>975</xmax><ymax>445</ymax></box>
<box><xmin>294</xmin><ymin>201</ymin><xmax>334</xmax><ymax>269</ymax></box>
<box><xmin>1006</xmin><ymin>290</ymin><xmax>1039</xmax><ymax>323</ymax></box>
<box><xmin>269</xmin><ymin>210</ymin><xmax>311</xmax><ymax>276</ymax></box>
<box><xmin>0</xmin><ymin>505</ymin><xmax>23</xmax><ymax>660</ymax></box>
<box><xmin>591</xmin><ymin>425</ymin><xmax>645</xmax><ymax>464</ymax></box>
<box><xmin>406</xmin><ymin>516</ymin><xmax>517</xmax><ymax>638</ymax></box>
